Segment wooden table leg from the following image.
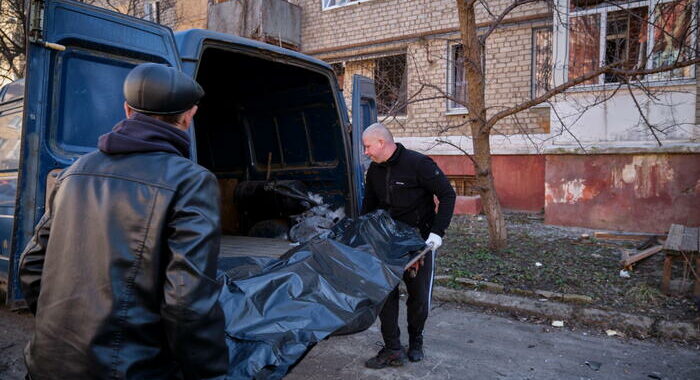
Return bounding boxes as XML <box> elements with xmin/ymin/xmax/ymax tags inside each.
<box><xmin>694</xmin><ymin>255</ymin><xmax>700</xmax><ymax>297</ymax></box>
<box><xmin>662</xmin><ymin>255</ymin><xmax>673</xmax><ymax>295</ymax></box>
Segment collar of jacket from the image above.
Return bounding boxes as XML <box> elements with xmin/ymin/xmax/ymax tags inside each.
<box><xmin>97</xmin><ymin>112</ymin><xmax>191</xmax><ymax>158</ymax></box>
<box><xmin>379</xmin><ymin>143</ymin><xmax>405</xmax><ymax>167</ymax></box>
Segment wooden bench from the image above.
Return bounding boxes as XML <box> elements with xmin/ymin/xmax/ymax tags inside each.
<box><xmin>661</xmin><ymin>224</ymin><xmax>700</xmax><ymax>296</ymax></box>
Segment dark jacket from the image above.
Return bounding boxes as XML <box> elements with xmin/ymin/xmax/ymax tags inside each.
<box><xmin>361</xmin><ymin>143</ymin><xmax>456</xmax><ymax>238</ymax></box>
<box><xmin>19</xmin><ymin>113</ymin><xmax>227</xmax><ymax>380</ymax></box>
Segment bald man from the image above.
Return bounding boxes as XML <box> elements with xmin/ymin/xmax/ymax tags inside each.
<box><xmin>361</xmin><ymin>122</ymin><xmax>456</xmax><ymax>369</ymax></box>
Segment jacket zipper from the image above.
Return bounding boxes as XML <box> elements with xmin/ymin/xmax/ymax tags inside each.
<box><xmin>385</xmin><ymin>166</ymin><xmax>392</xmax><ymax>206</ymax></box>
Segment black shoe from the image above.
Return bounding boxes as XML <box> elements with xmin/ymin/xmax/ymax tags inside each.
<box><xmin>407</xmin><ymin>335</ymin><xmax>424</xmax><ymax>362</ymax></box>
<box><xmin>365</xmin><ymin>347</ymin><xmax>407</xmax><ymax>369</ymax></box>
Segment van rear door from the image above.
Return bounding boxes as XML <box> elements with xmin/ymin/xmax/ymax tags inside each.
<box><xmin>8</xmin><ymin>0</ymin><xmax>182</xmax><ymax>305</ymax></box>
<box><xmin>351</xmin><ymin>75</ymin><xmax>377</xmax><ymax>211</ymax></box>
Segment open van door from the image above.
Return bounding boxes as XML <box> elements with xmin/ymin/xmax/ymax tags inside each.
<box><xmin>7</xmin><ymin>0</ymin><xmax>181</xmax><ymax>305</ymax></box>
<box><xmin>350</xmin><ymin>75</ymin><xmax>377</xmax><ymax>211</ymax></box>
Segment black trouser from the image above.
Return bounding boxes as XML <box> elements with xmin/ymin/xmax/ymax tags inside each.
<box><xmin>379</xmin><ymin>250</ymin><xmax>435</xmax><ymax>350</ymax></box>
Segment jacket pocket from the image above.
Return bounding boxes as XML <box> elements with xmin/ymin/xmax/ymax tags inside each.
<box><xmin>389</xmin><ymin>177</ymin><xmax>421</xmax><ymax>208</ymax></box>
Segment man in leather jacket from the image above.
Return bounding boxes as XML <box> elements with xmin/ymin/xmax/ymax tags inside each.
<box><xmin>19</xmin><ymin>64</ymin><xmax>227</xmax><ymax>379</ymax></box>
<box><xmin>361</xmin><ymin>122</ymin><xmax>456</xmax><ymax>369</ymax></box>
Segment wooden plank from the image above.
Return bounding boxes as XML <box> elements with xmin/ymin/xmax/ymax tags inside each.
<box><xmin>664</xmin><ymin>224</ymin><xmax>685</xmax><ymax>251</ymax></box>
<box><xmin>662</xmin><ymin>255</ymin><xmax>674</xmax><ymax>294</ymax></box>
<box><xmin>679</xmin><ymin>227</ymin><xmax>699</xmax><ymax>252</ymax></box>
<box><xmin>593</xmin><ymin>231</ymin><xmax>664</xmax><ymax>241</ymax></box>
<box><xmin>620</xmin><ymin>249</ymin><xmax>631</xmax><ymax>265</ymax></box>
<box><xmin>620</xmin><ymin>245</ymin><xmax>663</xmax><ymax>268</ymax></box>
<box><xmin>219</xmin><ymin>178</ymin><xmax>239</xmax><ymax>235</ymax></box>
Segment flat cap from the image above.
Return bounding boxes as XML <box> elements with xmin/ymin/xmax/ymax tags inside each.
<box><xmin>123</xmin><ymin>63</ymin><xmax>204</xmax><ymax>115</ymax></box>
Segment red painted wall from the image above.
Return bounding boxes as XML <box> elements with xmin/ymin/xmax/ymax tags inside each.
<box><xmin>431</xmin><ymin>155</ymin><xmax>545</xmax><ymax>212</ymax></box>
<box><xmin>545</xmin><ymin>154</ymin><xmax>700</xmax><ymax>233</ymax></box>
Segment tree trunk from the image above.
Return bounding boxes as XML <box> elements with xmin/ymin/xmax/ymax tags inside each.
<box><xmin>457</xmin><ymin>0</ymin><xmax>507</xmax><ymax>251</ymax></box>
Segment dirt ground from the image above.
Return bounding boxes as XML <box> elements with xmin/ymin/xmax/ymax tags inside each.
<box><xmin>0</xmin><ymin>305</ymin><xmax>32</xmax><ymax>379</ymax></box>
<box><xmin>439</xmin><ymin>213</ymin><xmax>700</xmax><ymax>323</ymax></box>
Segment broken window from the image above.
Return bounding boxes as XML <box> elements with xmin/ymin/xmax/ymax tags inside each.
<box><xmin>322</xmin><ymin>0</ymin><xmax>361</xmax><ymax>10</ymax></box>
<box><xmin>374</xmin><ymin>54</ymin><xmax>407</xmax><ymax>116</ymax></box>
<box><xmin>567</xmin><ymin>0</ymin><xmax>694</xmax><ymax>85</ymax></box>
<box><xmin>447</xmin><ymin>44</ymin><xmax>467</xmax><ymax>110</ymax></box>
<box><xmin>649</xmin><ymin>0</ymin><xmax>694</xmax><ymax>79</ymax></box>
<box><xmin>568</xmin><ymin>14</ymin><xmax>600</xmax><ymax>84</ymax></box>
<box><xmin>532</xmin><ymin>27</ymin><xmax>553</xmax><ymax>98</ymax></box>
<box><xmin>604</xmin><ymin>7</ymin><xmax>648</xmax><ymax>83</ymax></box>
<box><xmin>447</xmin><ymin>175</ymin><xmax>478</xmax><ymax>196</ymax></box>
<box><xmin>569</xmin><ymin>0</ymin><xmax>606</xmax><ymax>11</ymax></box>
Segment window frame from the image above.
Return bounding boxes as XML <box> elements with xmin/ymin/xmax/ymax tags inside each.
<box><xmin>144</xmin><ymin>0</ymin><xmax>161</xmax><ymax>23</ymax></box>
<box><xmin>446</xmin><ymin>42</ymin><xmax>468</xmax><ymax>113</ymax></box>
<box><xmin>566</xmin><ymin>0</ymin><xmax>697</xmax><ymax>87</ymax></box>
<box><xmin>374</xmin><ymin>54</ymin><xmax>408</xmax><ymax>117</ymax></box>
<box><xmin>321</xmin><ymin>0</ymin><xmax>373</xmax><ymax>11</ymax></box>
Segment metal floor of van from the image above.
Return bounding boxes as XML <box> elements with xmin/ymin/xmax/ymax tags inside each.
<box><xmin>220</xmin><ymin>235</ymin><xmax>294</xmax><ymax>259</ymax></box>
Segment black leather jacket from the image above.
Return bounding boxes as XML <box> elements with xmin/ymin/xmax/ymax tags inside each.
<box><xmin>19</xmin><ymin>150</ymin><xmax>227</xmax><ymax>379</ymax></box>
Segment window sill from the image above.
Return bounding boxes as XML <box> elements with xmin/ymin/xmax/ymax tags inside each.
<box><xmin>322</xmin><ymin>0</ymin><xmax>374</xmax><ymax>11</ymax></box>
<box><xmin>445</xmin><ymin>108</ymin><xmax>469</xmax><ymax>116</ymax></box>
<box><xmin>566</xmin><ymin>77</ymin><xmax>696</xmax><ymax>93</ymax></box>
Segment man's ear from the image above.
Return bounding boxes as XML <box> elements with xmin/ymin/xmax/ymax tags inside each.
<box><xmin>178</xmin><ymin>105</ymin><xmax>198</xmax><ymax>130</ymax></box>
<box><xmin>124</xmin><ymin>102</ymin><xmax>134</xmax><ymax>118</ymax></box>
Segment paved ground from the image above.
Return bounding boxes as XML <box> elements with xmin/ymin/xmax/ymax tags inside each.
<box><xmin>290</xmin><ymin>302</ymin><xmax>700</xmax><ymax>380</ymax></box>
<box><xmin>2</xmin><ymin>301</ymin><xmax>698</xmax><ymax>379</ymax></box>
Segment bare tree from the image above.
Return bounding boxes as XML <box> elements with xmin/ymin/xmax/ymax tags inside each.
<box><xmin>0</xmin><ymin>0</ymin><xmax>182</xmax><ymax>84</ymax></box>
<box><xmin>0</xmin><ymin>0</ymin><xmax>26</xmax><ymax>83</ymax></box>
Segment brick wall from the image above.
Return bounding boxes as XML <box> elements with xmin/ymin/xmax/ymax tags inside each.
<box><xmin>300</xmin><ymin>0</ymin><xmax>551</xmax><ymax>138</ymax></box>
<box><xmin>130</xmin><ymin>0</ymin><xmax>207</xmax><ymax>30</ymax></box>
<box><xmin>299</xmin><ymin>0</ymin><xmax>550</xmax><ymax>53</ymax></box>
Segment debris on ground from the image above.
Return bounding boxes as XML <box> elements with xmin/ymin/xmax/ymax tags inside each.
<box><xmin>620</xmin><ymin>245</ymin><xmax>664</xmax><ymax>269</ymax></box>
<box><xmin>620</xmin><ymin>270</ymin><xmax>631</xmax><ymax>278</ymax></box>
<box><xmin>439</xmin><ymin>213</ymin><xmax>699</xmax><ymax>324</ymax></box>
<box><xmin>551</xmin><ymin>320</ymin><xmax>564</xmax><ymax>327</ymax></box>
<box><xmin>584</xmin><ymin>360</ymin><xmax>602</xmax><ymax>371</ymax></box>
<box><xmin>593</xmin><ymin>231</ymin><xmax>666</xmax><ymax>241</ymax></box>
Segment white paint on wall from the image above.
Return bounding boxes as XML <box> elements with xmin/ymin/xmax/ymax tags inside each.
<box><xmin>610</xmin><ymin>155</ymin><xmax>676</xmax><ymax>199</ymax></box>
<box><xmin>544</xmin><ymin>179</ymin><xmax>589</xmax><ymax>204</ymax></box>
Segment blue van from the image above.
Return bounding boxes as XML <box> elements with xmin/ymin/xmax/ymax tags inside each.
<box><xmin>2</xmin><ymin>0</ymin><xmax>378</xmax><ymax>306</ymax></box>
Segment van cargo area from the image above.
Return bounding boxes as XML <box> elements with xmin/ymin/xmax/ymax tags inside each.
<box><xmin>193</xmin><ymin>46</ymin><xmax>352</xmax><ymax>258</ymax></box>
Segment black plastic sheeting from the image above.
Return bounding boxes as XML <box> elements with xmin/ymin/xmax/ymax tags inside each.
<box><xmin>217</xmin><ymin>210</ymin><xmax>425</xmax><ymax>379</ymax></box>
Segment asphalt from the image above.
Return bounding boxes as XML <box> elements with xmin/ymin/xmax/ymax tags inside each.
<box><xmin>1</xmin><ymin>294</ymin><xmax>699</xmax><ymax>379</ymax></box>
<box><xmin>289</xmin><ymin>302</ymin><xmax>700</xmax><ymax>380</ymax></box>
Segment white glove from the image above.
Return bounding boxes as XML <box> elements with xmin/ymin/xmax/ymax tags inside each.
<box><xmin>425</xmin><ymin>233</ymin><xmax>442</xmax><ymax>252</ymax></box>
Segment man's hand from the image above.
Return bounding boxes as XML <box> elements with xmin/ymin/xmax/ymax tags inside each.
<box><xmin>425</xmin><ymin>233</ymin><xmax>442</xmax><ymax>252</ymax></box>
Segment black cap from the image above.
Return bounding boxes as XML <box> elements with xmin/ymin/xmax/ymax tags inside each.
<box><xmin>123</xmin><ymin>63</ymin><xmax>204</xmax><ymax>115</ymax></box>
